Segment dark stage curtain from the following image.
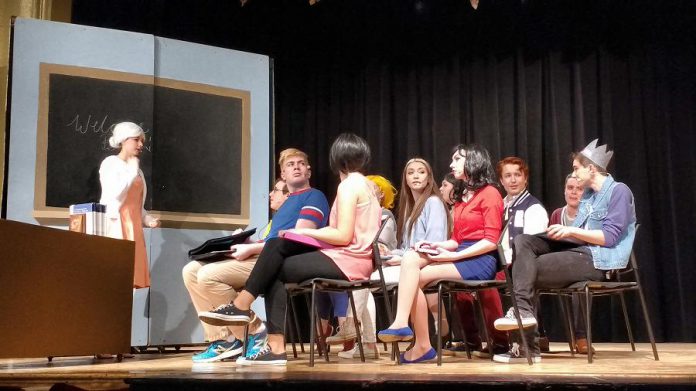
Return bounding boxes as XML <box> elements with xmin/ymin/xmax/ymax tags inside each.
<box><xmin>275</xmin><ymin>43</ymin><xmax>696</xmax><ymax>344</ymax></box>
<box><xmin>72</xmin><ymin>0</ymin><xmax>696</xmax><ymax>343</ymax></box>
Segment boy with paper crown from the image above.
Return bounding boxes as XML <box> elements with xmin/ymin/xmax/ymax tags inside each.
<box><xmin>491</xmin><ymin>139</ymin><xmax>637</xmax><ymax>363</ymax></box>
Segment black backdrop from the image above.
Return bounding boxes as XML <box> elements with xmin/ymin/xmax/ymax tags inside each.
<box><xmin>72</xmin><ymin>0</ymin><xmax>696</xmax><ymax>342</ymax></box>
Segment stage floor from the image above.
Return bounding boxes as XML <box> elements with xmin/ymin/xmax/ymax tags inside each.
<box><xmin>1</xmin><ymin>343</ymin><xmax>694</xmax><ymax>390</ymax></box>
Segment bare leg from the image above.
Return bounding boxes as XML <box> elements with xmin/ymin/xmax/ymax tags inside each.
<box><xmin>388</xmin><ymin>251</ymin><xmax>429</xmax><ymax>328</ymax></box>
<box><xmin>268</xmin><ymin>333</ymin><xmax>286</xmax><ymax>354</ymax></box>
<box><xmin>406</xmin><ymin>262</ymin><xmax>462</xmax><ymax>359</ymax></box>
<box><xmin>233</xmin><ymin>290</ymin><xmax>255</xmax><ymax>310</ymax></box>
<box><xmin>404</xmin><ymin>288</ymin><xmax>432</xmax><ymax>360</ymax></box>
<box><xmin>427</xmin><ymin>293</ymin><xmax>449</xmax><ymax>337</ymax></box>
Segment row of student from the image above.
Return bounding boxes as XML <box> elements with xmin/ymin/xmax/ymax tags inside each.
<box><xmin>99</xmin><ymin>123</ymin><xmax>635</xmax><ymax>366</ymax></box>
<box><xmin>201</xmin><ymin>136</ymin><xmax>633</xmax><ymax>365</ymax></box>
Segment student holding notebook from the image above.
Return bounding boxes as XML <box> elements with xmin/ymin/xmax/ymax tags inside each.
<box><xmin>182</xmin><ymin>149</ymin><xmax>329</xmax><ymax>363</ymax></box>
<box><xmin>198</xmin><ymin>133</ymin><xmax>381</xmax><ymax>366</ymax></box>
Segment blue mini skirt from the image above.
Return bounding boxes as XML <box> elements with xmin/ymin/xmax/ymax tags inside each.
<box><xmin>453</xmin><ymin>240</ymin><xmax>497</xmax><ymax>280</ymax></box>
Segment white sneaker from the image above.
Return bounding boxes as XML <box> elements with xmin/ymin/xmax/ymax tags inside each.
<box><xmin>337</xmin><ymin>344</ymin><xmax>379</xmax><ymax>359</ymax></box>
<box><xmin>492</xmin><ymin>343</ymin><xmax>541</xmax><ymax>364</ymax></box>
<box><xmin>494</xmin><ymin>307</ymin><xmax>537</xmax><ymax>331</ymax></box>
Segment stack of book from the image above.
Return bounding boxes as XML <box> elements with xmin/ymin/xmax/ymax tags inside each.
<box><xmin>69</xmin><ymin>202</ymin><xmax>106</xmax><ymax>236</ymax></box>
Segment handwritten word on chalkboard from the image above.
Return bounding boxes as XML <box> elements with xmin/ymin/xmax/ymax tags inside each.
<box><xmin>34</xmin><ymin>64</ymin><xmax>251</xmax><ymax>228</ymax></box>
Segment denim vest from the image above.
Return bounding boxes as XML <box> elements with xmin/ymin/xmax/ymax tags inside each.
<box><xmin>572</xmin><ymin>175</ymin><xmax>636</xmax><ymax>270</ymax></box>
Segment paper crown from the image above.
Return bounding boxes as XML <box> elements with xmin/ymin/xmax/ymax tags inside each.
<box><xmin>580</xmin><ymin>139</ymin><xmax>613</xmax><ymax>170</ymax></box>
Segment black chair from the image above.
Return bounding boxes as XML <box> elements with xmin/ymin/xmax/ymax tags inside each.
<box><xmin>422</xmin><ymin>234</ymin><xmax>535</xmax><ymax>366</ymax></box>
<box><xmin>537</xmin><ymin>225</ymin><xmax>659</xmax><ymax>363</ymax></box>
<box><xmin>285</xmin><ymin>217</ymin><xmax>398</xmax><ymax>366</ymax></box>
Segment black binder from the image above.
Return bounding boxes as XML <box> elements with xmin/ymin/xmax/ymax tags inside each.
<box><xmin>188</xmin><ymin>228</ymin><xmax>257</xmax><ymax>261</ymax></box>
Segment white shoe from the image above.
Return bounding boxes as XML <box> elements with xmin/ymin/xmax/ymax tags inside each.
<box><xmin>494</xmin><ymin>307</ymin><xmax>537</xmax><ymax>331</ymax></box>
<box><xmin>337</xmin><ymin>344</ymin><xmax>379</xmax><ymax>359</ymax></box>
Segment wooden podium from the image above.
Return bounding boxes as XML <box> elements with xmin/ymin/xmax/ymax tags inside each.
<box><xmin>0</xmin><ymin>219</ymin><xmax>134</xmax><ymax>359</ymax></box>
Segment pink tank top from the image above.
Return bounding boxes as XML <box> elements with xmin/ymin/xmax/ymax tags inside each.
<box><xmin>320</xmin><ymin>173</ymin><xmax>382</xmax><ymax>281</ymax></box>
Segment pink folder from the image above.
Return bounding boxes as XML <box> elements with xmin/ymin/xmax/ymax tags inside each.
<box><xmin>283</xmin><ymin>232</ymin><xmax>336</xmax><ymax>249</ymax></box>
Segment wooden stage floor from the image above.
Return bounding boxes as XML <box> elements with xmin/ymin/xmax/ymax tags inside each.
<box><xmin>1</xmin><ymin>343</ymin><xmax>695</xmax><ymax>390</ymax></box>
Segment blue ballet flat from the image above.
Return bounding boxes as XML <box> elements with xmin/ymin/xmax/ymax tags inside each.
<box><xmin>377</xmin><ymin>326</ymin><xmax>414</xmax><ymax>342</ymax></box>
<box><xmin>400</xmin><ymin>348</ymin><xmax>437</xmax><ymax>364</ymax></box>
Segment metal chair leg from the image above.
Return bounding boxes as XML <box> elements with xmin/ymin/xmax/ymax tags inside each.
<box><xmin>316</xmin><ymin>303</ymin><xmax>330</xmax><ymax>363</ymax></box>
<box><xmin>389</xmin><ymin>287</ymin><xmax>401</xmax><ymax>364</ymax></box>
<box><xmin>289</xmin><ymin>294</ymin><xmax>305</xmax><ymax>353</ymax></box>
<box><xmin>509</xmin><ymin>296</ymin><xmax>533</xmax><ymax>365</ymax></box>
<box><xmin>242</xmin><ymin>324</ymin><xmax>250</xmax><ymax>357</ymax></box>
<box><xmin>305</xmin><ymin>294</ymin><xmax>325</xmax><ymax>357</ymax></box>
<box><xmin>618</xmin><ymin>292</ymin><xmax>636</xmax><ymax>351</ymax></box>
<box><xmin>437</xmin><ymin>284</ymin><xmax>443</xmax><ymax>366</ymax></box>
<box><xmin>348</xmin><ymin>290</ymin><xmax>365</xmax><ymax>362</ymax></box>
<box><xmin>309</xmin><ymin>286</ymin><xmax>317</xmax><ymax>367</ymax></box>
<box><xmin>635</xmin><ymin>283</ymin><xmax>660</xmax><ymax>361</ymax></box>
<box><xmin>286</xmin><ymin>296</ymin><xmax>298</xmax><ymax>358</ymax></box>
<box><xmin>451</xmin><ymin>292</ymin><xmax>472</xmax><ymax>359</ymax></box>
<box><xmin>475</xmin><ymin>291</ymin><xmax>493</xmax><ymax>360</ymax></box>
<box><xmin>558</xmin><ymin>295</ymin><xmax>575</xmax><ymax>357</ymax></box>
<box><xmin>585</xmin><ymin>287</ymin><xmax>594</xmax><ymax>364</ymax></box>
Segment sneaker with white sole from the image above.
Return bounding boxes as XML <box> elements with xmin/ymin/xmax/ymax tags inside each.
<box><xmin>239</xmin><ymin>324</ymin><xmax>269</xmax><ymax>361</ymax></box>
<box><xmin>198</xmin><ymin>304</ymin><xmax>253</xmax><ymax>326</ymax></box>
<box><xmin>494</xmin><ymin>307</ymin><xmax>537</xmax><ymax>331</ymax></box>
<box><xmin>337</xmin><ymin>344</ymin><xmax>379</xmax><ymax>359</ymax></box>
<box><xmin>492</xmin><ymin>343</ymin><xmax>541</xmax><ymax>364</ymax></box>
<box><xmin>191</xmin><ymin>339</ymin><xmax>244</xmax><ymax>363</ymax></box>
<box><xmin>237</xmin><ymin>345</ymin><xmax>287</xmax><ymax>366</ymax></box>
<box><xmin>326</xmin><ymin>321</ymin><xmax>358</xmax><ymax>345</ymax></box>
<box><xmin>472</xmin><ymin>343</ymin><xmax>510</xmax><ymax>358</ymax></box>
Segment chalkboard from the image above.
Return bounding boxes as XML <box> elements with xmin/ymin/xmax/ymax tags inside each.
<box><xmin>35</xmin><ymin>64</ymin><xmax>250</xmax><ymax>226</ymax></box>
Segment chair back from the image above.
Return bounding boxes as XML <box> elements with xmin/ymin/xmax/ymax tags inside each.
<box><xmin>495</xmin><ymin>219</ymin><xmax>510</xmax><ymax>273</ymax></box>
<box><xmin>371</xmin><ymin>215</ymin><xmax>392</xmax><ymax>271</ymax></box>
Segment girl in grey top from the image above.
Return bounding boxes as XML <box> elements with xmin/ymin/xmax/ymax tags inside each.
<box><xmin>390</xmin><ymin>158</ymin><xmax>451</xmax><ymax>261</ymax></box>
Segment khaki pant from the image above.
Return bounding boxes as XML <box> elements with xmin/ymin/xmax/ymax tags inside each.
<box><xmin>182</xmin><ymin>256</ymin><xmax>257</xmax><ymax>341</ymax></box>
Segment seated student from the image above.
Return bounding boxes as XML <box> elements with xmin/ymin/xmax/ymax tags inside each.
<box><xmin>260</xmin><ymin>179</ymin><xmax>291</xmax><ymax>239</ymax></box>
<box><xmin>493</xmin><ymin>140</ymin><xmax>636</xmax><ymax>363</ymax></box>
<box><xmin>326</xmin><ymin>161</ymin><xmax>450</xmax><ymax>358</ymax></box>
<box><xmin>321</xmin><ymin>175</ymin><xmax>399</xmax><ymax>359</ymax></box>
<box><xmin>550</xmin><ymin>174</ymin><xmax>592</xmax><ymax>354</ymax></box>
<box><xmin>182</xmin><ymin>149</ymin><xmax>329</xmax><ymax>363</ymax></box>
<box><xmin>378</xmin><ymin>145</ymin><xmax>503</xmax><ymax>364</ymax></box>
<box><xmin>439</xmin><ymin>173</ymin><xmax>462</xmax><ymax>210</ymax></box>
<box><xmin>368</xmin><ymin>174</ymin><xmax>399</xmax><ymax>251</ymax></box>
<box><xmin>198</xmin><ymin>133</ymin><xmax>381</xmax><ymax>366</ymax></box>
<box><xmin>314</xmin><ymin>175</ymin><xmax>397</xmax><ymax>357</ymax></box>
<box><xmin>388</xmin><ymin>158</ymin><xmax>452</xmax><ymax>280</ymax></box>
<box><xmin>454</xmin><ymin>157</ymin><xmax>548</xmax><ymax>356</ymax></box>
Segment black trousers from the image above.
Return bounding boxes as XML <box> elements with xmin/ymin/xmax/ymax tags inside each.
<box><xmin>512</xmin><ymin>234</ymin><xmax>605</xmax><ymax>316</ymax></box>
<box><xmin>245</xmin><ymin>237</ymin><xmax>346</xmax><ymax>334</ymax></box>
<box><xmin>510</xmin><ymin>234</ymin><xmax>606</xmax><ymax>351</ymax></box>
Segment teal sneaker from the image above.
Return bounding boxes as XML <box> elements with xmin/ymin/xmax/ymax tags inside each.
<box><xmin>236</xmin><ymin>324</ymin><xmax>269</xmax><ymax>363</ymax></box>
<box><xmin>192</xmin><ymin>339</ymin><xmax>243</xmax><ymax>363</ymax></box>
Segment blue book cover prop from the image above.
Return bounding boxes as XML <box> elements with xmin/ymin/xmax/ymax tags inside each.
<box><xmin>188</xmin><ymin>228</ymin><xmax>257</xmax><ymax>261</ymax></box>
<box><xmin>69</xmin><ymin>202</ymin><xmax>104</xmax><ymax>214</ymax></box>
<box><xmin>69</xmin><ymin>202</ymin><xmax>106</xmax><ymax>236</ymax></box>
